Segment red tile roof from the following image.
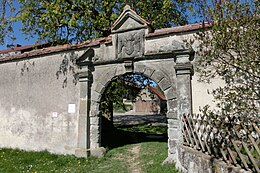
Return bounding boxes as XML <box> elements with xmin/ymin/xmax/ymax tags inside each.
<box><xmin>146</xmin><ymin>22</ymin><xmax>212</xmax><ymax>38</ymax></box>
<box><xmin>148</xmin><ymin>86</ymin><xmax>166</xmax><ymax>101</ymax></box>
<box><xmin>0</xmin><ymin>22</ymin><xmax>212</xmax><ymax>63</ymax></box>
<box><xmin>0</xmin><ymin>42</ymin><xmax>52</xmax><ymax>54</ymax></box>
<box><xmin>0</xmin><ymin>37</ymin><xmax>112</xmax><ymax>62</ymax></box>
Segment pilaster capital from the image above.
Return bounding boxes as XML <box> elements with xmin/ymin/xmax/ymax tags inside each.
<box><xmin>175</xmin><ymin>54</ymin><xmax>191</xmax><ymax>64</ymax></box>
<box><xmin>124</xmin><ymin>60</ymin><xmax>134</xmax><ymax>73</ymax></box>
<box><xmin>78</xmin><ymin>66</ymin><xmax>88</xmax><ymax>79</ymax></box>
<box><xmin>78</xmin><ymin>66</ymin><xmax>93</xmax><ymax>82</ymax></box>
<box><xmin>78</xmin><ymin>77</ymin><xmax>89</xmax><ymax>83</ymax></box>
<box><xmin>175</xmin><ymin>63</ymin><xmax>193</xmax><ymax>76</ymax></box>
<box><xmin>174</xmin><ymin>53</ymin><xmax>194</xmax><ymax>75</ymax></box>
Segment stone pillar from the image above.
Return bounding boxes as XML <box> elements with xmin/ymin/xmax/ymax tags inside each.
<box><xmin>175</xmin><ymin>54</ymin><xmax>193</xmax><ymax>117</ymax></box>
<box><xmin>173</xmin><ymin>54</ymin><xmax>193</xmax><ymax>167</ymax></box>
<box><xmin>75</xmin><ymin>66</ymin><xmax>91</xmax><ymax>157</ymax></box>
<box><xmin>165</xmin><ymin>54</ymin><xmax>193</xmax><ymax>164</ymax></box>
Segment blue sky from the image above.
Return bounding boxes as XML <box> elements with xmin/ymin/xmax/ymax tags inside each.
<box><xmin>0</xmin><ymin>21</ymin><xmax>38</xmax><ymax>50</ymax></box>
<box><xmin>0</xmin><ymin>1</ymin><xmax>38</xmax><ymax>50</ymax></box>
<box><xmin>0</xmin><ymin>1</ymin><xmax>201</xmax><ymax>50</ymax></box>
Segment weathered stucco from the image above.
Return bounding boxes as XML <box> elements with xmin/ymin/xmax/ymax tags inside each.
<box><xmin>192</xmin><ymin>74</ymin><xmax>225</xmax><ymax>113</ymax></box>
<box><xmin>0</xmin><ymin>52</ymin><xmax>82</xmax><ymax>154</ymax></box>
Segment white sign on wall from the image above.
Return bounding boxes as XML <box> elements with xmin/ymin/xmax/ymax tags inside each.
<box><xmin>68</xmin><ymin>104</ymin><xmax>76</xmax><ymax>113</ymax></box>
<box><xmin>52</xmin><ymin>112</ymin><xmax>58</xmax><ymax>118</ymax></box>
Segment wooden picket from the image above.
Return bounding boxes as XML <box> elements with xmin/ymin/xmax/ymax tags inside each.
<box><xmin>182</xmin><ymin>114</ymin><xmax>260</xmax><ymax>173</ymax></box>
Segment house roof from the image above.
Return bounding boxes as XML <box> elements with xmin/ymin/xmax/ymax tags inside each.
<box><xmin>0</xmin><ymin>22</ymin><xmax>212</xmax><ymax>63</ymax></box>
<box><xmin>148</xmin><ymin>86</ymin><xmax>166</xmax><ymax>101</ymax></box>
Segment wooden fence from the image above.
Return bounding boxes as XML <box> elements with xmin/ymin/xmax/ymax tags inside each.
<box><xmin>182</xmin><ymin>114</ymin><xmax>260</xmax><ymax>173</ymax></box>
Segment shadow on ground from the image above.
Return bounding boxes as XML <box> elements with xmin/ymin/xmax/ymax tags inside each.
<box><xmin>113</xmin><ymin>114</ymin><xmax>167</xmax><ymax>126</ymax></box>
<box><xmin>102</xmin><ymin>127</ymin><xmax>167</xmax><ymax>149</ymax></box>
<box><xmin>101</xmin><ymin>114</ymin><xmax>168</xmax><ymax>149</ymax></box>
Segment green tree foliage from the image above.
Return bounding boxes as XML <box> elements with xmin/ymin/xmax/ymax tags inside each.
<box><xmin>195</xmin><ymin>0</ymin><xmax>259</xmax><ymax>120</ymax></box>
<box><xmin>14</xmin><ymin>0</ymin><xmax>193</xmax><ymax>44</ymax></box>
<box><xmin>0</xmin><ymin>0</ymin><xmax>15</xmax><ymax>45</ymax></box>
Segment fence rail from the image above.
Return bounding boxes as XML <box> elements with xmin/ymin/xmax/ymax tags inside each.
<box><xmin>182</xmin><ymin>114</ymin><xmax>260</xmax><ymax>173</ymax></box>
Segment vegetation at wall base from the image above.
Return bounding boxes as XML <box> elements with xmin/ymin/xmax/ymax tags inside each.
<box><xmin>0</xmin><ymin>142</ymin><xmax>179</xmax><ymax>173</ymax></box>
<box><xmin>0</xmin><ymin>147</ymin><xmax>128</xmax><ymax>173</ymax></box>
<box><xmin>140</xmin><ymin>142</ymin><xmax>179</xmax><ymax>173</ymax></box>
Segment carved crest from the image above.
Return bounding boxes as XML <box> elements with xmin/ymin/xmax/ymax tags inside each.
<box><xmin>117</xmin><ymin>30</ymin><xmax>144</xmax><ymax>59</ymax></box>
<box><xmin>125</xmin><ymin>33</ymin><xmax>135</xmax><ymax>55</ymax></box>
<box><xmin>111</xmin><ymin>5</ymin><xmax>151</xmax><ymax>59</ymax></box>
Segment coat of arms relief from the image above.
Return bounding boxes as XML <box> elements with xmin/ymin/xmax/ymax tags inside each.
<box><xmin>117</xmin><ymin>30</ymin><xmax>144</xmax><ymax>59</ymax></box>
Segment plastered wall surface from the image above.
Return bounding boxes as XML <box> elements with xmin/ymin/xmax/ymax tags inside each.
<box><xmin>0</xmin><ymin>53</ymin><xmax>80</xmax><ymax>154</ymax></box>
<box><xmin>191</xmin><ymin>74</ymin><xmax>225</xmax><ymax>114</ymax></box>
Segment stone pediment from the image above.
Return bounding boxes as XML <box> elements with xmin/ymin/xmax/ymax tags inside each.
<box><xmin>111</xmin><ymin>5</ymin><xmax>153</xmax><ymax>33</ymax></box>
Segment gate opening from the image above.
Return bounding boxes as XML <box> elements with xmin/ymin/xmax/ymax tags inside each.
<box><xmin>99</xmin><ymin>73</ymin><xmax>168</xmax><ymax>149</ymax></box>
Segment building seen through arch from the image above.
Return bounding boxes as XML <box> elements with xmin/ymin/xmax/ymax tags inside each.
<box><xmin>99</xmin><ymin>73</ymin><xmax>168</xmax><ymax>149</ymax></box>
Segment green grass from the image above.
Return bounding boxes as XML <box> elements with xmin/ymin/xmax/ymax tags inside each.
<box><xmin>0</xmin><ymin>142</ymin><xmax>179</xmax><ymax>173</ymax></box>
<box><xmin>0</xmin><ymin>147</ymin><xmax>129</xmax><ymax>173</ymax></box>
<box><xmin>140</xmin><ymin>142</ymin><xmax>179</xmax><ymax>173</ymax></box>
<box><xmin>0</xmin><ymin>125</ymin><xmax>179</xmax><ymax>173</ymax></box>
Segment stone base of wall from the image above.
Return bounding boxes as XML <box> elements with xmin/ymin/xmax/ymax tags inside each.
<box><xmin>176</xmin><ymin>146</ymin><xmax>250</xmax><ymax>173</ymax></box>
<box><xmin>75</xmin><ymin>147</ymin><xmax>106</xmax><ymax>158</ymax></box>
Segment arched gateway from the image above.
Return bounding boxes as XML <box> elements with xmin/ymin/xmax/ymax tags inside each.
<box><xmin>75</xmin><ymin>5</ymin><xmax>194</xmax><ymax>163</ymax></box>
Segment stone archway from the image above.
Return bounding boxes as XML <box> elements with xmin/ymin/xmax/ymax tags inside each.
<box><xmin>75</xmin><ymin>5</ymin><xmax>194</xmax><ymax>163</ymax></box>
<box><xmin>92</xmin><ymin>63</ymin><xmax>176</xmax><ymax>148</ymax></box>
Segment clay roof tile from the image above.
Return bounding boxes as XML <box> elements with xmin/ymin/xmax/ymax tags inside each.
<box><xmin>148</xmin><ymin>86</ymin><xmax>166</xmax><ymax>101</ymax></box>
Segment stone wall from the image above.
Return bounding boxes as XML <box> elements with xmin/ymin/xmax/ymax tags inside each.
<box><xmin>176</xmin><ymin>146</ymin><xmax>250</xmax><ymax>173</ymax></box>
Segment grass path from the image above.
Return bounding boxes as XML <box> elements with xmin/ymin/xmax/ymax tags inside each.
<box><xmin>114</xmin><ymin>144</ymin><xmax>142</xmax><ymax>173</ymax></box>
<box><xmin>128</xmin><ymin>144</ymin><xmax>142</xmax><ymax>173</ymax></box>
<box><xmin>113</xmin><ymin>142</ymin><xmax>180</xmax><ymax>173</ymax></box>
